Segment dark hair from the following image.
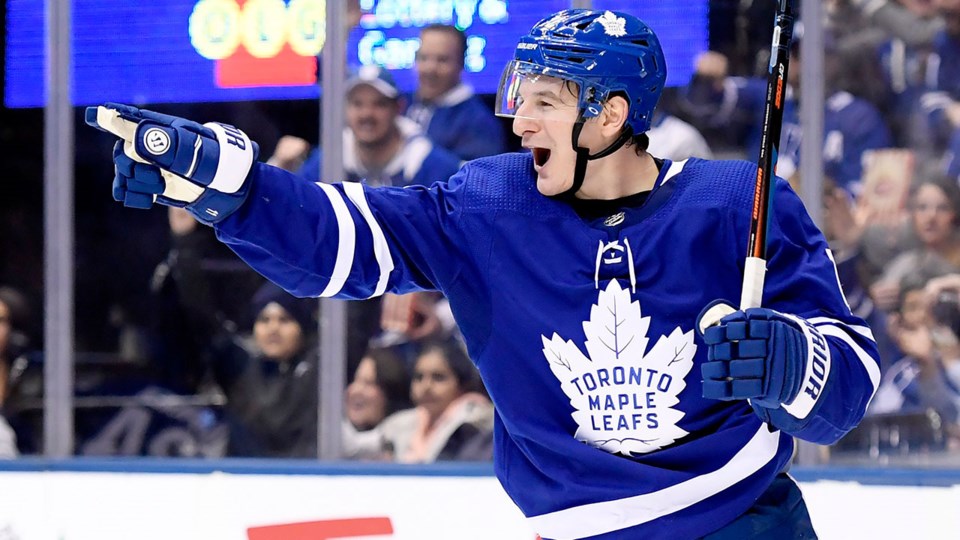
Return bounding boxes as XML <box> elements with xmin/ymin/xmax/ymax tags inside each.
<box><xmin>420</xmin><ymin>24</ymin><xmax>467</xmax><ymax>63</ymax></box>
<box><xmin>248</xmin><ymin>282</ymin><xmax>316</xmax><ymax>334</ymax></box>
<box><xmin>0</xmin><ymin>286</ymin><xmax>31</xmax><ymax>334</ymax></box>
<box><xmin>897</xmin><ymin>273</ymin><xmax>931</xmax><ymax>314</ymax></box>
<box><xmin>363</xmin><ymin>347</ymin><xmax>412</xmax><ymax>416</ymax></box>
<box><xmin>909</xmin><ymin>173</ymin><xmax>960</xmax><ymax>225</ymax></box>
<box><xmin>554</xmin><ymin>83</ymin><xmax>652</xmax><ymax>155</ymax></box>
<box><xmin>415</xmin><ymin>340</ymin><xmax>483</xmax><ymax>395</ymax></box>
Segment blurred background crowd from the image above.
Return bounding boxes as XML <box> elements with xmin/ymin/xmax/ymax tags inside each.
<box><xmin>3</xmin><ymin>0</ymin><xmax>960</xmax><ymax>464</ymax></box>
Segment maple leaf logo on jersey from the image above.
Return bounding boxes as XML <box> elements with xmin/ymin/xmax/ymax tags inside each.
<box><xmin>597</xmin><ymin>11</ymin><xmax>627</xmax><ymax>38</ymax></box>
<box><xmin>541</xmin><ymin>280</ymin><xmax>696</xmax><ymax>456</ymax></box>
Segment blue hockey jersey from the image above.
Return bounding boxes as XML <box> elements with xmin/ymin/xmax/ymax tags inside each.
<box><xmin>405</xmin><ymin>83</ymin><xmax>507</xmax><ymax>161</ymax></box>
<box><xmin>214</xmin><ymin>154</ymin><xmax>880</xmax><ymax>539</ymax></box>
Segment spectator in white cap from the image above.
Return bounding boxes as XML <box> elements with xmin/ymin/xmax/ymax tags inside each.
<box><xmin>269</xmin><ymin>65</ymin><xmax>464</xmax><ymax>188</ymax></box>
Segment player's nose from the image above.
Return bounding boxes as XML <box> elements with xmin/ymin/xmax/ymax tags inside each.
<box><xmin>512</xmin><ymin>114</ymin><xmax>539</xmax><ymax>137</ymax></box>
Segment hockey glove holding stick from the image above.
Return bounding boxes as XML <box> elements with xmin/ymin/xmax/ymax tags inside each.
<box><xmin>697</xmin><ymin>301</ymin><xmax>831</xmax><ymax>425</ymax></box>
<box><xmin>84</xmin><ymin>103</ymin><xmax>259</xmax><ymax>224</ymax></box>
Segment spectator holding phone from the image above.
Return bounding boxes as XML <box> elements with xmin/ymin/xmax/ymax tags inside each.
<box><xmin>870</xmin><ymin>275</ymin><xmax>960</xmax><ymax>445</ymax></box>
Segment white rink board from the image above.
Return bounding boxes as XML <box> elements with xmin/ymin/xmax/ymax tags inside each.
<box><xmin>0</xmin><ymin>469</ymin><xmax>958</xmax><ymax>539</ymax></box>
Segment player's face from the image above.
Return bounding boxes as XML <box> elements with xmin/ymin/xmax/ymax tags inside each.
<box><xmin>510</xmin><ymin>76</ymin><xmax>582</xmax><ymax>196</ymax></box>
<box><xmin>411</xmin><ymin>350</ymin><xmax>463</xmax><ymax>422</ymax></box>
<box><xmin>345</xmin><ymin>357</ymin><xmax>388</xmax><ymax>430</ymax></box>
<box><xmin>415</xmin><ymin>30</ymin><xmax>463</xmax><ymax>101</ymax></box>
<box><xmin>346</xmin><ymin>85</ymin><xmax>400</xmax><ymax>147</ymax></box>
<box><xmin>253</xmin><ymin>302</ymin><xmax>304</xmax><ymax>362</ymax></box>
<box><xmin>911</xmin><ymin>184</ymin><xmax>957</xmax><ymax>247</ymax></box>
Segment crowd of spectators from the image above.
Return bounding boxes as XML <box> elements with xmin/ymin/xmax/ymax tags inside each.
<box><xmin>5</xmin><ymin>1</ymin><xmax>960</xmax><ymax>460</ymax></box>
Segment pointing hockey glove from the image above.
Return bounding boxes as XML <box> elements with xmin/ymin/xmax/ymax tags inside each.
<box><xmin>84</xmin><ymin>103</ymin><xmax>259</xmax><ymax>224</ymax></box>
<box><xmin>696</xmin><ymin>301</ymin><xmax>832</xmax><ymax>428</ymax></box>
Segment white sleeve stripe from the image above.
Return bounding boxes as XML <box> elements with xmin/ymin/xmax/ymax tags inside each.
<box><xmin>342</xmin><ymin>182</ymin><xmax>393</xmax><ymax>298</ymax></box>
<box><xmin>526</xmin><ymin>425</ymin><xmax>780</xmax><ymax>539</ymax></box>
<box><xmin>824</xmin><ymin>249</ymin><xmax>852</xmax><ymax>312</ymax></box>
<box><xmin>808</xmin><ymin>317</ymin><xmax>875</xmax><ymax>341</ymax></box>
<box><xmin>817</xmin><ymin>324</ymin><xmax>881</xmax><ymax>391</ymax></box>
<box><xmin>315</xmin><ymin>183</ymin><xmax>355</xmax><ymax>298</ymax></box>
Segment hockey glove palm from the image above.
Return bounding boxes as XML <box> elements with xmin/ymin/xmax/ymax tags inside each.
<box><xmin>84</xmin><ymin>103</ymin><xmax>259</xmax><ymax>224</ymax></box>
<box><xmin>696</xmin><ymin>303</ymin><xmax>816</xmax><ymax>410</ymax></box>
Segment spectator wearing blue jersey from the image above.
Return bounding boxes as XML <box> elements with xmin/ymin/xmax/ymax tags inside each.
<box><xmin>919</xmin><ymin>0</ymin><xmax>960</xmax><ymax>146</ymax></box>
<box><xmin>683</xmin><ymin>39</ymin><xmax>893</xmax><ymax>196</ymax></box>
<box><xmin>405</xmin><ymin>24</ymin><xmax>507</xmax><ymax>161</ymax></box>
<box><xmin>270</xmin><ymin>66</ymin><xmax>463</xmax><ymax>188</ymax></box>
<box><xmin>87</xmin><ymin>8</ymin><xmax>882</xmax><ymax>539</ymax></box>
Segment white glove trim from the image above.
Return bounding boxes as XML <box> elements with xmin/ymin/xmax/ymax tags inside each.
<box><xmin>95</xmin><ymin>106</ymin><xmax>137</xmax><ymax>141</ymax></box>
<box><xmin>204</xmin><ymin>122</ymin><xmax>254</xmax><ymax>194</ymax></box>
<box><xmin>160</xmin><ymin>170</ymin><xmax>204</xmax><ymax>203</ymax></box>
<box><xmin>186</xmin><ymin>136</ymin><xmax>202</xmax><ymax>178</ymax></box>
<box><xmin>779</xmin><ymin>313</ymin><xmax>831</xmax><ymax>420</ymax></box>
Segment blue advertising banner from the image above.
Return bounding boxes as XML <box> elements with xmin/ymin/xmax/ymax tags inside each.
<box><xmin>4</xmin><ymin>0</ymin><xmax>708</xmax><ymax>108</ymax></box>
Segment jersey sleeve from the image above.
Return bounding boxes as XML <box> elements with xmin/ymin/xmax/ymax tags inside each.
<box><xmin>754</xmin><ymin>178</ymin><xmax>882</xmax><ymax>444</ymax></box>
<box><xmin>213</xmin><ymin>161</ymin><xmax>473</xmax><ymax>300</ymax></box>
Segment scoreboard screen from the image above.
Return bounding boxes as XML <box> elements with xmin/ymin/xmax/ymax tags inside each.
<box><xmin>4</xmin><ymin>0</ymin><xmax>708</xmax><ymax>108</ymax></box>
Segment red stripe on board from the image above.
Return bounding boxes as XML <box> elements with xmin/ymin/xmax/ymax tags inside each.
<box><xmin>247</xmin><ymin>517</ymin><xmax>394</xmax><ymax>540</ymax></box>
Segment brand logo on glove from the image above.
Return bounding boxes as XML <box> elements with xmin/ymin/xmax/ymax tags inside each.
<box><xmin>143</xmin><ymin>128</ymin><xmax>171</xmax><ymax>155</ymax></box>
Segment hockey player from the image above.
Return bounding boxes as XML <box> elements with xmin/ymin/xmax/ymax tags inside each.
<box><xmin>87</xmin><ymin>9</ymin><xmax>879</xmax><ymax>539</ymax></box>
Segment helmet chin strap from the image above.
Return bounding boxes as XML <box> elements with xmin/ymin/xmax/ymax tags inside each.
<box><xmin>559</xmin><ymin>114</ymin><xmax>634</xmax><ymax>199</ymax></box>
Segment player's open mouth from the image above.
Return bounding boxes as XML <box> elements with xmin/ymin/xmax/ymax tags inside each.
<box><xmin>532</xmin><ymin>147</ymin><xmax>551</xmax><ymax>167</ymax></box>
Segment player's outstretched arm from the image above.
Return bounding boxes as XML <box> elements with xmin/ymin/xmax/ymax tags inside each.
<box><xmin>86</xmin><ymin>103</ymin><xmax>473</xmax><ymax>302</ymax></box>
<box><xmin>84</xmin><ymin>103</ymin><xmax>258</xmax><ymax>224</ymax></box>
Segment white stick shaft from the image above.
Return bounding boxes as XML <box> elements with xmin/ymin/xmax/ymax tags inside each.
<box><xmin>740</xmin><ymin>257</ymin><xmax>767</xmax><ymax>310</ymax></box>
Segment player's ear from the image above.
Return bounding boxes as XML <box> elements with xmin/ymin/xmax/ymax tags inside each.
<box><xmin>600</xmin><ymin>95</ymin><xmax>629</xmax><ymax>137</ymax></box>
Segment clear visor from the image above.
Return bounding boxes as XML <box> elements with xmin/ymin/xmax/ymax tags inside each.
<box><xmin>495</xmin><ymin>60</ymin><xmax>584</xmax><ymax>125</ymax></box>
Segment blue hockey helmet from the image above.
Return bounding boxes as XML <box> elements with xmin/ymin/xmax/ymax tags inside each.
<box><xmin>496</xmin><ymin>9</ymin><xmax>667</xmax><ymax>134</ymax></box>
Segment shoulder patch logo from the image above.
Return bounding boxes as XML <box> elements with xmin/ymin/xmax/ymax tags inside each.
<box><xmin>597</xmin><ymin>11</ymin><xmax>627</xmax><ymax>38</ymax></box>
<box><xmin>541</xmin><ymin>280</ymin><xmax>696</xmax><ymax>456</ymax></box>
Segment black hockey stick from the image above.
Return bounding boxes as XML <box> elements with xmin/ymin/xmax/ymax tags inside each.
<box><xmin>739</xmin><ymin>0</ymin><xmax>797</xmax><ymax>310</ymax></box>
<box><xmin>698</xmin><ymin>0</ymin><xmax>797</xmax><ymax>332</ymax></box>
